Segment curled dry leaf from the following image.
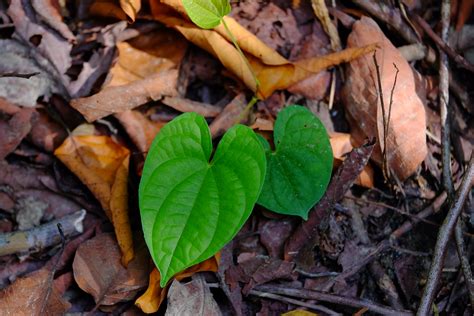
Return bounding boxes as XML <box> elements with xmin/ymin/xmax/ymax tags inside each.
<box><xmin>73</xmin><ymin>233</ymin><xmax>148</xmax><ymax>306</ymax></box>
<box><xmin>135</xmin><ymin>255</ymin><xmax>220</xmax><ymax>314</ymax></box>
<box><xmin>342</xmin><ymin>17</ymin><xmax>427</xmax><ymax>180</ymax></box>
<box><xmin>54</xmin><ymin>132</ymin><xmax>134</xmax><ymax>265</ymax></box>
<box><xmin>0</xmin><ymin>268</ymin><xmax>71</xmax><ymax>315</ymax></box>
<box><xmin>151</xmin><ymin>2</ymin><xmax>377</xmax><ymax>99</ymax></box>
<box><xmin>165</xmin><ymin>274</ymin><xmax>221</xmax><ymax>316</ymax></box>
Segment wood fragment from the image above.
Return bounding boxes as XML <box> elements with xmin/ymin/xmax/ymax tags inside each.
<box><xmin>0</xmin><ymin>210</ymin><xmax>86</xmax><ymax>256</ymax></box>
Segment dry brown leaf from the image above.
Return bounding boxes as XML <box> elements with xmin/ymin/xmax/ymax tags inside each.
<box><xmin>31</xmin><ymin>0</ymin><xmax>75</xmax><ymax>41</ymax></box>
<box><xmin>135</xmin><ymin>255</ymin><xmax>220</xmax><ymax>314</ymax></box>
<box><xmin>104</xmin><ymin>29</ymin><xmax>188</xmax><ymax>88</ymax></box>
<box><xmin>70</xmin><ymin>69</ymin><xmax>178</xmax><ymax>122</ymax></box>
<box><xmin>89</xmin><ymin>0</ymin><xmax>128</xmax><ymax>20</ymax></box>
<box><xmin>54</xmin><ymin>132</ymin><xmax>134</xmax><ymax>265</ymax></box>
<box><xmin>71</xmin><ymin>28</ymin><xmax>187</xmax><ymax>122</ymax></box>
<box><xmin>209</xmin><ymin>93</ymin><xmax>247</xmax><ymax>138</ymax></box>
<box><xmin>342</xmin><ymin>17</ymin><xmax>427</xmax><ymax>180</ymax></box>
<box><xmin>165</xmin><ymin>274</ymin><xmax>221</xmax><ymax>316</ymax></box>
<box><xmin>0</xmin><ymin>99</ymin><xmax>38</xmax><ymax>160</ymax></box>
<box><xmin>73</xmin><ymin>233</ymin><xmax>148</xmax><ymax>306</ymax></box>
<box><xmin>152</xmin><ymin>11</ymin><xmax>377</xmax><ymax>99</ymax></box>
<box><xmin>0</xmin><ymin>268</ymin><xmax>71</xmax><ymax>315</ymax></box>
<box><xmin>161</xmin><ymin>97</ymin><xmax>222</xmax><ymax>117</ymax></box>
<box><xmin>119</xmin><ymin>0</ymin><xmax>141</xmax><ymax>21</ymax></box>
<box><xmin>115</xmin><ymin>110</ymin><xmax>164</xmax><ymax>154</ymax></box>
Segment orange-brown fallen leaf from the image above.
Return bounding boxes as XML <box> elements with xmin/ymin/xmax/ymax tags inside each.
<box><xmin>135</xmin><ymin>254</ymin><xmax>220</xmax><ymax>314</ymax></box>
<box><xmin>342</xmin><ymin>17</ymin><xmax>427</xmax><ymax>180</ymax></box>
<box><xmin>54</xmin><ymin>131</ymin><xmax>134</xmax><ymax>265</ymax></box>
<box><xmin>73</xmin><ymin>233</ymin><xmax>149</xmax><ymax>306</ymax></box>
<box><xmin>71</xmin><ymin>27</ymin><xmax>188</xmax><ymax>122</ymax></box>
<box><xmin>0</xmin><ymin>268</ymin><xmax>71</xmax><ymax>315</ymax></box>
<box><xmin>119</xmin><ymin>0</ymin><xmax>141</xmax><ymax>21</ymax></box>
<box><xmin>115</xmin><ymin>110</ymin><xmax>164</xmax><ymax>154</ymax></box>
<box><xmin>151</xmin><ymin>1</ymin><xmax>377</xmax><ymax>99</ymax></box>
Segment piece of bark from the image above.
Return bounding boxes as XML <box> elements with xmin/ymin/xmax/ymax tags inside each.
<box><xmin>0</xmin><ymin>210</ymin><xmax>86</xmax><ymax>256</ymax></box>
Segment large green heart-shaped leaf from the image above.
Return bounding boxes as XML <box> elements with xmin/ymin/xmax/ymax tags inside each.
<box><xmin>182</xmin><ymin>0</ymin><xmax>231</xmax><ymax>29</ymax></box>
<box><xmin>257</xmin><ymin>105</ymin><xmax>333</xmax><ymax>219</ymax></box>
<box><xmin>139</xmin><ymin>113</ymin><xmax>266</xmax><ymax>286</ymax></box>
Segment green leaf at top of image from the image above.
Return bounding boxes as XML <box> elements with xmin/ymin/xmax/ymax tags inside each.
<box><xmin>139</xmin><ymin>112</ymin><xmax>266</xmax><ymax>287</ymax></box>
<box><xmin>257</xmin><ymin>105</ymin><xmax>333</xmax><ymax>219</ymax></box>
<box><xmin>182</xmin><ymin>0</ymin><xmax>231</xmax><ymax>29</ymax></box>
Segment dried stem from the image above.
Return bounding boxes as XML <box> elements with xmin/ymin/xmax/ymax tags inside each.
<box><xmin>417</xmin><ymin>153</ymin><xmax>474</xmax><ymax>316</ymax></box>
<box><xmin>255</xmin><ymin>284</ymin><xmax>413</xmax><ymax>316</ymax></box>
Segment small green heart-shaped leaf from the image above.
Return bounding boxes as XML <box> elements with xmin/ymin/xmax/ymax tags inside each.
<box><xmin>257</xmin><ymin>105</ymin><xmax>333</xmax><ymax>219</ymax></box>
<box><xmin>139</xmin><ymin>113</ymin><xmax>266</xmax><ymax>287</ymax></box>
<box><xmin>182</xmin><ymin>0</ymin><xmax>231</xmax><ymax>29</ymax></box>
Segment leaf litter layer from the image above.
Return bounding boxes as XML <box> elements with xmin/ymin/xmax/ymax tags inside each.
<box><xmin>0</xmin><ymin>0</ymin><xmax>473</xmax><ymax>315</ymax></box>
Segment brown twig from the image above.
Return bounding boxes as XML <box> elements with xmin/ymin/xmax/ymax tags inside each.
<box><xmin>255</xmin><ymin>284</ymin><xmax>414</xmax><ymax>316</ymax></box>
<box><xmin>249</xmin><ymin>290</ymin><xmax>341</xmax><ymax>316</ymax></box>
<box><xmin>324</xmin><ymin>193</ymin><xmax>447</xmax><ymax>290</ymax></box>
<box><xmin>348</xmin><ymin>206</ymin><xmax>404</xmax><ymax>310</ymax></box>
<box><xmin>352</xmin><ymin>0</ymin><xmax>419</xmax><ymax>44</ymax></box>
<box><xmin>417</xmin><ymin>153</ymin><xmax>474</xmax><ymax>316</ymax></box>
<box><xmin>0</xmin><ymin>210</ymin><xmax>86</xmax><ymax>256</ymax></box>
<box><xmin>413</xmin><ymin>14</ymin><xmax>474</xmax><ymax>73</ymax></box>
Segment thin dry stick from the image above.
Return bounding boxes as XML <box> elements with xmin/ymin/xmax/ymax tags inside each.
<box><xmin>435</xmin><ymin>0</ymin><xmax>474</xmax><ymax>307</ymax></box>
<box><xmin>413</xmin><ymin>14</ymin><xmax>474</xmax><ymax>73</ymax></box>
<box><xmin>255</xmin><ymin>284</ymin><xmax>413</xmax><ymax>316</ymax></box>
<box><xmin>249</xmin><ymin>290</ymin><xmax>341</xmax><ymax>316</ymax></box>
<box><xmin>417</xmin><ymin>153</ymin><xmax>474</xmax><ymax>316</ymax></box>
<box><xmin>324</xmin><ymin>193</ymin><xmax>447</xmax><ymax>290</ymax></box>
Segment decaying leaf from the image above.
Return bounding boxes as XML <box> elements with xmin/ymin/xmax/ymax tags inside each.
<box><xmin>0</xmin><ymin>268</ymin><xmax>71</xmax><ymax>315</ymax></box>
<box><xmin>71</xmin><ymin>69</ymin><xmax>178</xmax><ymax>122</ymax></box>
<box><xmin>151</xmin><ymin>2</ymin><xmax>377</xmax><ymax>99</ymax></box>
<box><xmin>0</xmin><ymin>40</ymin><xmax>56</xmax><ymax>107</ymax></box>
<box><xmin>283</xmin><ymin>310</ymin><xmax>318</xmax><ymax>316</ymax></box>
<box><xmin>73</xmin><ymin>233</ymin><xmax>148</xmax><ymax>306</ymax></box>
<box><xmin>165</xmin><ymin>274</ymin><xmax>221</xmax><ymax>316</ymax></box>
<box><xmin>8</xmin><ymin>1</ymin><xmax>72</xmax><ymax>82</ymax></box>
<box><xmin>0</xmin><ymin>99</ymin><xmax>38</xmax><ymax>160</ymax></box>
<box><xmin>31</xmin><ymin>0</ymin><xmax>75</xmax><ymax>42</ymax></box>
<box><xmin>54</xmin><ymin>131</ymin><xmax>134</xmax><ymax>265</ymax></box>
<box><xmin>161</xmin><ymin>97</ymin><xmax>222</xmax><ymax>117</ymax></box>
<box><xmin>209</xmin><ymin>93</ymin><xmax>247</xmax><ymax>138</ymax></box>
<box><xmin>115</xmin><ymin>110</ymin><xmax>164</xmax><ymax>154</ymax></box>
<box><xmin>135</xmin><ymin>255</ymin><xmax>220</xmax><ymax>314</ymax></box>
<box><xmin>342</xmin><ymin>17</ymin><xmax>427</xmax><ymax>180</ymax></box>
